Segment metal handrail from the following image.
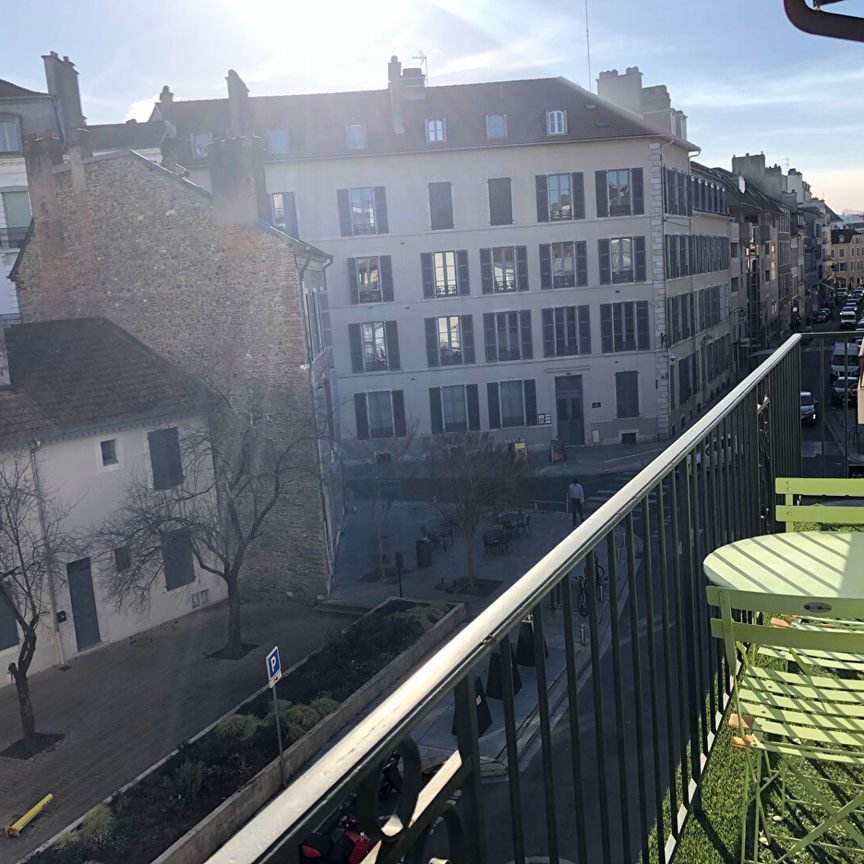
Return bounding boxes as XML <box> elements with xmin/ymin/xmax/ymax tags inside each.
<box><xmin>211</xmin><ymin>334</ymin><xmax>802</xmax><ymax>864</ymax></box>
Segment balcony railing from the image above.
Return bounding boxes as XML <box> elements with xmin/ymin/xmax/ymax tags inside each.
<box><xmin>0</xmin><ymin>226</ymin><xmax>28</xmax><ymax>250</ymax></box>
<box><xmin>210</xmin><ymin>337</ymin><xmax>803</xmax><ymax>864</ymax></box>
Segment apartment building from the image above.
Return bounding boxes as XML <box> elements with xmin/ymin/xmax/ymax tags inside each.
<box><xmin>829</xmin><ymin>227</ymin><xmax>863</xmax><ymax>290</ymax></box>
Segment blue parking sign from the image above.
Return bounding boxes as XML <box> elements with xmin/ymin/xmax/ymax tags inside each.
<box><xmin>266</xmin><ymin>646</ymin><xmax>282</xmax><ymax>688</ymax></box>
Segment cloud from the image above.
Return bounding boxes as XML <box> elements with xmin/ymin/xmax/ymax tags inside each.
<box><xmin>125</xmin><ymin>96</ymin><xmax>158</xmax><ymax>122</ymax></box>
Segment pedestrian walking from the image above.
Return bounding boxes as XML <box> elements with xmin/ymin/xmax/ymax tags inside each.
<box><xmin>568</xmin><ymin>477</ymin><xmax>585</xmax><ymax>527</ymax></box>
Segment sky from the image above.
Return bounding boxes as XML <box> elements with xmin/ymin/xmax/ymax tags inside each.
<box><xmin>4</xmin><ymin>0</ymin><xmax>864</xmax><ymax>212</ymax></box>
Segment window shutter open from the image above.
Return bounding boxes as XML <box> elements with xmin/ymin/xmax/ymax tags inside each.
<box><xmin>337</xmin><ymin>188</ymin><xmax>352</xmax><ymax>236</ymax></box>
<box><xmin>575</xmin><ymin>241</ymin><xmax>588</xmax><ymax>286</ymax></box>
<box><xmin>347</xmin><ymin>258</ymin><xmax>359</xmax><ymax>304</ymax></box>
<box><xmin>600</xmin><ymin>304</ymin><xmax>613</xmax><ymax>353</ymax></box>
<box><xmin>524</xmin><ymin>380</ymin><xmax>537</xmax><ymax>426</ymax></box>
<box><xmin>542</xmin><ymin>308</ymin><xmax>554</xmax><ymax>357</ymax></box>
<box><xmin>632</xmin><ymin>167</ymin><xmax>644</xmax><ymax>215</ymax></box>
<box><xmin>535</xmin><ymin>175</ymin><xmax>549</xmax><ymax>222</ymax></box>
<box><xmin>634</xmin><ymin>236</ymin><xmax>646</xmax><ymax>282</ymax></box>
<box><xmin>385</xmin><ymin>321</ymin><xmax>400</xmax><ymax>370</ymax></box>
<box><xmin>429</xmin><ymin>388</ymin><xmax>443</xmax><ymax>434</ymax></box>
<box><xmin>483</xmin><ymin>312</ymin><xmax>496</xmax><ymax>362</ymax></box>
<box><xmin>599</xmin><ymin>239</ymin><xmax>611</xmax><ymax>284</ymax></box>
<box><xmin>392</xmin><ymin>391</ymin><xmax>406</xmax><ymax>437</ymax></box>
<box><xmin>636</xmin><ymin>301</ymin><xmax>649</xmax><ymax>350</ymax></box>
<box><xmin>480</xmin><ymin>248</ymin><xmax>493</xmax><ymax>294</ymax></box>
<box><xmin>380</xmin><ymin>256</ymin><xmax>394</xmax><ymax>301</ymax></box>
<box><xmin>354</xmin><ymin>393</ymin><xmax>369</xmax><ymax>439</ymax></box>
<box><xmin>571</xmin><ymin>172</ymin><xmax>585</xmax><ymax>219</ymax></box>
<box><xmin>424</xmin><ymin>318</ymin><xmax>440</xmax><ymax>367</ymax></box>
<box><xmin>421</xmin><ymin>252</ymin><xmax>435</xmax><ymax>298</ymax></box>
<box><xmin>578</xmin><ymin>305</ymin><xmax>591</xmax><ymax>354</ymax></box>
<box><xmin>284</xmin><ymin>191</ymin><xmax>299</xmax><ymax>237</ymax></box>
<box><xmin>457</xmin><ymin>250</ymin><xmax>470</xmax><ymax>294</ymax></box>
<box><xmin>519</xmin><ymin>310</ymin><xmax>533</xmax><ymax>359</ymax></box>
<box><xmin>461</xmin><ymin>315</ymin><xmax>475</xmax><ymax>364</ymax></box>
<box><xmin>373</xmin><ymin>187</ymin><xmax>389</xmax><ymax>233</ymax></box>
<box><xmin>466</xmin><ymin>385</ymin><xmax>480</xmax><ymax>431</ymax></box>
<box><xmin>539</xmin><ymin>244</ymin><xmax>552</xmax><ymax>289</ymax></box>
<box><xmin>348</xmin><ymin>323</ymin><xmax>363</xmax><ymax>372</ymax></box>
<box><xmin>148</xmin><ymin>428</ymin><xmax>183</xmax><ymax>490</ymax></box>
<box><xmin>487</xmin><ymin>382</ymin><xmax>501</xmax><ymax>428</ymax></box>
<box><xmin>595</xmin><ymin>170</ymin><xmax>608</xmax><ymax>218</ymax></box>
<box><xmin>162</xmin><ymin>531</ymin><xmax>194</xmax><ymax>590</ymax></box>
<box><xmin>516</xmin><ymin>245</ymin><xmax>529</xmax><ymax>291</ymax></box>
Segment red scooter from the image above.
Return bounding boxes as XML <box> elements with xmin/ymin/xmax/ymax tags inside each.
<box><xmin>299</xmin><ymin>814</ymin><xmax>371</xmax><ymax>864</ymax></box>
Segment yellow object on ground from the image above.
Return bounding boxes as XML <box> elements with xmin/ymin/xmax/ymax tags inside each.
<box><xmin>4</xmin><ymin>793</ymin><xmax>53</xmax><ymax>838</ymax></box>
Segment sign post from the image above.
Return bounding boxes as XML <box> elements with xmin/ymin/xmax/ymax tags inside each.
<box><xmin>266</xmin><ymin>646</ymin><xmax>286</xmax><ymax>788</ymax></box>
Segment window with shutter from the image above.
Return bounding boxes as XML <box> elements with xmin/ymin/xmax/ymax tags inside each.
<box><xmin>599</xmin><ymin>239</ymin><xmax>611</xmax><ymax>284</ymax></box>
<box><xmin>429</xmin><ymin>182</ymin><xmax>454</xmax><ymax>230</ymax></box>
<box><xmin>615</xmin><ymin>371</ymin><xmax>639</xmax><ymax>419</ymax></box>
<box><xmin>488</xmin><ymin>178</ymin><xmax>512</xmax><ymax>226</ymax></box>
<box><xmin>429</xmin><ymin>388</ymin><xmax>443</xmax><ymax>434</ymax></box>
<box><xmin>571</xmin><ymin>173</ymin><xmax>585</xmax><ymax>219</ymax></box>
<box><xmin>148</xmin><ymin>428</ymin><xmax>183</xmax><ymax>490</ymax></box>
<box><xmin>499</xmin><ymin>380</ymin><xmax>526</xmax><ymax>427</ymax></box>
<box><xmin>426</xmin><ymin>250</ymin><xmax>461</xmax><ymax>297</ymax></box>
<box><xmin>0</xmin><ymin>583</ymin><xmax>18</xmax><ymax>650</ymax></box>
<box><xmin>487</xmin><ymin>382</ymin><xmax>501</xmax><ymax>428</ymax></box>
<box><xmin>162</xmin><ymin>530</ymin><xmax>195</xmax><ymax>590</ymax></box>
<box><xmin>355</xmin><ymin>393</ymin><xmax>370</xmax><ymax>439</ymax></box>
<box><xmin>607</xmin><ymin>169</ymin><xmax>632</xmax><ymax>216</ymax></box>
<box><xmin>461</xmin><ymin>315</ymin><xmax>475</xmax><ymax>364</ymax></box>
<box><xmin>575</xmin><ymin>241</ymin><xmax>588</xmax><ymax>285</ymax></box>
<box><xmin>392</xmin><ymin>391</ymin><xmax>406</xmax><ymax>437</ymax></box>
<box><xmin>466</xmin><ymin>385</ymin><xmax>480</xmax><ymax>431</ymax></box>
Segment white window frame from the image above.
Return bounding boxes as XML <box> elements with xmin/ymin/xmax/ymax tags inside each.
<box><xmin>485</xmin><ymin>114</ymin><xmax>508</xmax><ymax>140</ymax></box>
<box><xmin>607</xmin><ymin>168</ymin><xmax>633</xmax><ymax>216</ymax></box>
<box><xmin>546</xmin><ymin>173</ymin><xmax>573</xmax><ymax>221</ymax></box>
<box><xmin>191</xmin><ymin>132</ymin><xmax>213</xmax><ymax>158</ymax></box>
<box><xmin>441</xmin><ymin>385</ymin><xmax>469</xmax><ymax>432</ymax></box>
<box><xmin>546</xmin><ymin>109</ymin><xmax>567</xmax><ymax>135</ymax></box>
<box><xmin>610</xmin><ymin>237</ymin><xmax>635</xmax><ymax>284</ymax></box>
<box><xmin>491</xmin><ymin>246</ymin><xmax>518</xmax><ymax>293</ymax></box>
<box><xmin>433</xmin><ymin>251</ymin><xmax>459</xmax><ymax>297</ymax></box>
<box><xmin>365</xmin><ymin>391</ymin><xmax>396</xmax><ymax>439</ymax></box>
<box><xmin>550</xmin><ymin>241</ymin><xmax>576</xmax><ymax>288</ymax></box>
<box><xmin>97</xmin><ymin>437</ymin><xmax>122</xmax><ymax>472</ymax></box>
<box><xmin>346</xmin><ymin>123</ymin><xmax>368</xmax><ymax>150</ymax></box>
<box><xmin>436</xmin><ymin>316</ymin><xmax>463</xmax><ymax>365</ymax></box>
<box><xmin>267</xmin><ymin>128</ymin><xmax>290</xmax><ymax>154</ymax></box>
<box><xmin>426</xmin><ymin>117</ymin><xmax>447</xmax><ymax>143</ymax></box>
<box><xmin>349</xmin><ymin>186</ymin><xmax>377</xmax><ymax>235</ymax></box>
<box><xmin>356</xmin><ymin>256</ymin><xmax>383</xmax><ymax>303</ymax></box>
<box><xmin>498</xmin><ymin>379</ymin><xmax>526</xmax><ymax>428</ymax></box>
<box><xmin>0</xmin><ymin>118</ymin><xmax>21</xmax><ymax>153</ymax></box>
<box><xmin>360</xmin><ymin>321</ymin><xmax>389</xmax><ymax>372</ymax></box>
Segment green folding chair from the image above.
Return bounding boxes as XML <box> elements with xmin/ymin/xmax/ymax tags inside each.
<box><xmin>709</xmin><ymin>584</ymin><xmax>864</xmax><ymax>862</ymax></box>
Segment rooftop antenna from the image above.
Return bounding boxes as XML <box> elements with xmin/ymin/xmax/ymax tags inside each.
<box><xmin>413</xmin><ymin>51</ymin><xmax>428</xmax><ymax>82</ymax></box>
<box><xmin>585</xmin><ymin>0</ymin><xmax>592</xmax><ymax>91</ymax></box>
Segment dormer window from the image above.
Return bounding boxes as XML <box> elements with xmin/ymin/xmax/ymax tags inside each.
<box><xmin>0</xmin><ymin>116</ymin><xmax>22</xmax><ymax>154</ymax></box>
<box><xmin>485</xmin><ymin>114</ymin><xmax>508</xmax><ymax>140</ymax></box>
<box><xmin>426</xmin><ymin>117</ymin><xmax>446</xmax><ymax>143</ymax></box>
<box><xmin>191</xmin><ymin>132</ymin><xmax>213</xmax><ymax>158</ymax></box>
<box><xmin>267</xmin><ymin>128</ymin><xmax>290</xmax><ymax>154</ymax></box>
<box><xmin>346</xmin><ymin>123</ymin><xmax>367</xmax><ymax>150</ymax></box>
<box><xmin>546</xmin><ymin>109</ymin><xmax>567</xmax><ymax>135</ymax></box>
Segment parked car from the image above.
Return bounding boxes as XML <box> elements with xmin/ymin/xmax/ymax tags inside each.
<box><xmin>815</xmin><ymin>308</ymin><xmax>831</xmax><ymax>324</ymax></box>
<box><xmin>800</xmin><ymin>390</ymin><xmax>817</xmax><ymax>425</ymax></box>
<box><xmin>832</xmin><ymin>376</ymin><xmax>859</xmax><ymax>405</ymax></box>
<box><xmin>841</xmin><ymin>308</ymin><xmax>858</xmax><ymax>329</ymax></box>
<box><xmin>831</xmin><ymin>340</ymin><xmax>863</xmax><ymax>379</ymax></box>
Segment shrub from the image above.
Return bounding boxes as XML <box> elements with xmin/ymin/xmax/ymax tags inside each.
<box><xmin>77</xmin><ymin>806</ymin><xmax>116</xmax><ymax>847</ymax></box>
<box><xmin>161</xmin><ymin>760</ymin><xmax>206</xmax><ymax>815</ymax></box>
<box><xmin>215</xmin><ymin>713</ymin><xmax>261</xmax><ymax>740</ymax></box>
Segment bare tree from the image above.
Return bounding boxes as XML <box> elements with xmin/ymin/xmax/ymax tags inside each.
<box><xmin>0</xmin><ymin>452</ymin><xmax>76</xmax><ymax>751</ymax></box>
<box><xmin>426</xmin><ymin>432</ymin><xmax>529</xmax><ymax>586</ymax></box>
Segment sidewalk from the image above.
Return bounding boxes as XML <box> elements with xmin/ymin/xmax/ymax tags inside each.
<box><xmin>536</xmin><ymin>441</ymin><xmax>667</xmax><ymax>478</ymax></box>
<box><xmin>0</xmin><ymin>601</ymin><xmax>347</xmax><ymax>864</ymax></box>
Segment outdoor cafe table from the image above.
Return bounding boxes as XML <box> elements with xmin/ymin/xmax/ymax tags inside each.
<box><xmin>703</xmin><ymin>531</ymin><xmax>864</xmax><ymax>598</ymax></box>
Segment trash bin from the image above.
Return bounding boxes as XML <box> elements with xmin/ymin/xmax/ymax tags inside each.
<box><xmin>416</xmin><ymin>538</ymin><xmax>432</xmax><ymax>568</ymax></box>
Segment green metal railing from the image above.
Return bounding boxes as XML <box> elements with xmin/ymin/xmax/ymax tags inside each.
<box><xmin>209</xmin><ymin>336</ymin><xmax>803</xmax><ymax>864</ymax></box>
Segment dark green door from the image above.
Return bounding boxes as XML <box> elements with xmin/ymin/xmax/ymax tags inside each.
<box><xmin>555</xmin><ymin>375</ymin><xmax>585</xmax><ymax>445</ymax></box>
<box><xmin>67</xmin><ymin>558</ymin><xmax>100</xmax><ymax>651</ymax></box>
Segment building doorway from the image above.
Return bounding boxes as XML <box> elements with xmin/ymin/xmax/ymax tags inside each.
<box><xmin>555</xmin><ymin>375</ymin><xmax>585</xmax><ymax>445</ymax></box>
<box><xmin>67</xmin><ymin>557</ymin><xmax>101</xmax><ymax>651</ymax></box>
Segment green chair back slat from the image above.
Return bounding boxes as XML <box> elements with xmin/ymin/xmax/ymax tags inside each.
<box><xmin>775</xmin><ymin>477</ymin><xmax>864</xmax><ymax>497</ymax></box>
<box><xmin>775</xmin><ymin>476</ymin><xmax>864</xmax><ymax>530</ymax></box>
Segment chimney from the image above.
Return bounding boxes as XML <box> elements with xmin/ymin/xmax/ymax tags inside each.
<box><xmin>388</xmin><ymin>55</ymin><xmax>404</xmax><ymax>134</ymax></box>
<box><xmin>207</xmin><ymin>137</ymin><xmax>270</xmax><ymax>226</ymax></box>
<box><xmin>0</xmin><ymin>325</ymin><xmax>10</xmax><ymax>389</ymax></box>
<box><xmin>43</xmin><ymin>52</ymin><xmax>85</xmax><ymax>140</ymax></box>
<box><xmin>597</xmin><ymin>66</ymin><xmax>643</xmax><ymax>114</ymax></box>
<box><xmin>227</xmin><ymin>70</ymin><xmax>250</xmax><ymax>138</ymax></box>
<box><xmin>67</xmin><ymin>127</ymin><xmax>93</xmax><ymax>192</ymax></box>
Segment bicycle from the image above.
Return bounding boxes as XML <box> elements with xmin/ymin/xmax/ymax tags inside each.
<box><xmin>574</xmin><ymin>556</ymin><xmax>607</xmax><ymax>618</ymax></box>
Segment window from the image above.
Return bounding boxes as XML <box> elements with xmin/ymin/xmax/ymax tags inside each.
<box><xmin>191</xmin><ymin>132</ymin><xmax>213</xmax><ymax>158</ymax></box>
<box><xmin>0</xmin><ymin>579</ymin><xmax>18</xmax><ymax>650</ymax></box>
<box><xmin>267</xmin><ymin>128</ymin><xmax>289</xmax><ymax>154</ymax></box>
<box><xmin>536</xmin><ymin>173</ymin><xmax>584</xmax><ymax>222</ymax></box>
<box><xmin>429</xmin><ymin>384</ymin><xmax>481</xmax><ymax>434</ymax></box>
<box><xmin>348</xmin><ymin>255</ymin><xmax>394</xmax><ymax>303</ymax></box>
<box><xmin>346</xmin><ymin>123</ymin><xmax>367</xmax><ymax>149</ymax></box>
<box><xmin>600</xmin><ymin>301</ymin><xmax>650</xmax><ymax>353</ymax></box>
<box><xmin>100</xmin><ymin>439</ymin><xmax>118</xmax><ymax>467</ymax></box>
<box><xmin>270</xmin><ymin>192</ymin><xmax>298</xmax><ymax>237</ymax></box>
<box><xmin>539</xmin><ymin>241</ymin><xmax>588</xmax><ymax>289</ymax></box>
<box><xmin>2</xmin><ymin>191</ymin><xmax>31</xmax><ymax>240</ymax></box>
<box><xmin>421</xmin><ymin>250</ymin><xmax>469</xmax><ymax>298</ymax></box>
<box><xmin>483</xmin><ymin>311</ymin><xmax>532</xmax><ymax>361</ymax></box>
<box><xmin>840</xmin><ymin>248</ymin><xmax>846</xmax><ymax>258</ymax></box>
<box><xmin>541</xmin><ymin>306</ymin><xmax>591</xmax><ymax>357</ymax></box>
<box><xmin>598</xmin><ymin>237</ymin><xmax>646</xmax><ymax>284</ymax></box>
<box><xmin>354</xmin><ymin>391</ymin><xmax>406</xmax><ymax>439</ymax></box>
<box><xmin>0</xmin><ymin>118</ymin><xmax>21</xmax><ymax>153</ymax></box>
<box><xmin>337</xmin><ymin>186</ymin><xmax>388</xmax><ymax>236</ymax></box>
<box><xmin>148</xmin><ymin>427</ymin><xmax>183</xmax><ymax>490</ymax></box>
<box><xmin>487</xmin><ymin>380</ymin><xmax>537</xmax><ymax>428</ymax></box>
<box><xmin>428</xmin><ymin>182</ymin><xmax>454</xmax><ymax>230</ymax></box>
<box><xmin>546</xmin><ymin>109</ymin><xmax>567</xmax><ymax>135</ymax></box>
<box><xmin>615</xmin><ymin>371</ymin><xmax>640</xmax><ymax>419</ymax></box>
<box><xmin>595</xmin><ymin>168</ymin><xmax>644</xmax><ymax>217</ymax></box>
<box><xmin>425</xmin><ymin>315</ymin><xmax>474</xmax><ymax>366</ymax></box>
<box><xmin>162</xmin><ymin>530</ymin><xmax>195</xmax><ymax>591</ymax></box>
<box><xmin>480</xmin><ymin>246</ymin><xmax>528</xmax><ymax>293</ymax></box>
<box><xmin>114</xmin><ymin>546</ymin><xmax>131</xmax><ymax>572</ymax></box>
<box><xmin>348</xmin><ymin>321</ymin><xmax>400</xmax><ymax>372</ymax></box>
<box><xmin>485</xmin><ymin>114</ymin><xmax>508</xmax><ymax>139</ymax></box>
<box><xmin>426</xmin><ymin>117</ymin><xmax>446</xmax><ymax>143</ymax></box>
<box><xmin>488</xmin><ymin>178</ymin><xmax>513</xmax><ymax>226</ymax></box>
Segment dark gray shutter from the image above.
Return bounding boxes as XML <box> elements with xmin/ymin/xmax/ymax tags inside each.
<box><xmin>429</xmin><ymin>182</ymin><xmax>454</xmax><ymax>230</ymax></box>
<box><xmin>392</xmin><ymin>391</ymin><xmax>406</xmax><ymax>437</ymax></box>
<box><xmin>348</xmin><ymin>323</ymin><xmax>363</xmax><ymax>373</ymax></box>
<box><xmin>595</xmin><ymin>170</ymin><xmax>608</xmax><ymax>217</ymax></box>
<box><xmin>600</xmin><ymin>304</ymin><xmax>613</xmax><ymax>353</ymax></box>
<box><xmin>421</xmin><ymin>252</ymin><xmax>435</xmax><ymax>298</ymax></box>
<box><xmin>337</xmin><ymin>188</ymin><xmax>352</xmax><ymax>236</ymax></box>
<box><xmin>634</xmin><ymin>236</ymin><xmax>646</xmax><ymax>282</ymax></box>
<box><xmin>632</xmin><ymin>167</ymin><xmax>644</xmax><ymax>215</ymax></box>
<box><xmin>519</xmin><ymin>310</ymin><xmax>532</xmax><ymax>359</ymax></box>
<box><xmin>636</xmin><ymin>301</ymin><xmax>649</xmax><ymax>350</ymax></box>
<box><xmin>457</xmin><ymin>250</ymin><xmax>470</xmax><ymax>294</ymax></box>
<box><xmin>354</xmin><ymin>393</ymin><xmax>369</xmax><ymax>439</ymax></box>
<box><xmin>148</xmin><ymin>428</ymin><xmax>183</xmax><ymax>490</ymax></box>
<box><xmin>487</xmin><ymin>382</ymin><xmax>501</xmax><ymax>428</ymax></box>
<box><xmin>542</xmin><ymin>308</ymin><xmax>554</xmax><ymax>357</ymax></box>
<box><xmin>461</xmin><ymin>315</ymin><xmax>475</xmax><ymax>364</ymax></box>
<box><xmin>385</xmin><ymin>321</ymin><xmax>400</xmax><ymax>370</ymax></box>
<box><xmin>162</xmin><ymin>530</ymin><xmax>195</xmax><ymax>590</ymax></box>
<box><xmin>424</xmin><ymin>318</ymin><xmax>440</xmax><ymax>367</ymax></box>
<box><xmin>575</xmin><ymin>241</ymin><xmax>588</xmax><ymax>286</ymax></box>
<box><xmin>516</xmin><ymin>245</ymin><xmax>529</xmax><ymax>291</ymax></box>
<box><xmin>380</xmin><ymin>256</ymin><xmax>394</xmax><ymax>301</ymax></box>
<box><xmin>466</xmin><ymin>385</ymin><xmax>480</xmax><ymax>431</ymax></box>
<box><xmin>578</xmin><ymin>305</ymin><xmax>591</xmax><ymax>354</ymax></box>
<box><xmin>480</xmin><ymin>248</ymin><xmax>493</xmax><ymax>294</ymax></box>
<box><xmin>488</xmin><ymin>178</ymin><xmax>512</xmax><ymax>225</ymax></box>
<box><xmin>285</xmin><ymin>191</ymin><xmax>299</xmax><ymax>237</ymax></box>
<box><xmin>429</xmin><ymin>388</ymin><xmax>443</xmax><ymax>434</ymax></box>
<box><xmin>373</xmin><ymin>186</ymin><xmax>389</xmax><ymax>233</ymax></box>
<box><xmin>483</xmin><ymin>312</ymin><xmax>496</xmax><ymax>362</ymax></box>
<box><xmin>539</xmin><ymin>244</ymin><xmax>552</xmax><ymax>289</ymax></box>
<box><xmin>571</xmin><ymin>172</ymin><xmax>585</xmax><ymax>219</ymax></box>
<box><xmin>535</xmin><ymin>175</ymin><xmax>549</xmax><ymax>222</ymax></box>
<box><xmin>0</xmin><ymin>588</ymin><xmax>17</xmax><ymax>651</ymax></box>
<box><xmin>347</xmin><ymin>258</ymin><xmax>359</xmax><ymax>304</ymax></box>
<box><xmin>599</xmin><ymin>239</ymin><xmax>611</xmax><ymax>284</ymax></box>
<box><xmin>524</xmin><ymin>380</ymin><xmax>537</xmax><ymax>426</ymax></box>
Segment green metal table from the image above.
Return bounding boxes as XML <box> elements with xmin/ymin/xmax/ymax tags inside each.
<box><xmin>703</xmin><ymin>531</ymin><xmax>864</xmax><ymax>597</ymax></box>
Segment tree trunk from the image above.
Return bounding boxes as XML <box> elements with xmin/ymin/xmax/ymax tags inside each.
<box><xmin>465</xmin><ymin>527</ymin><xmax>475</xmax><ymax>587</ymax></box>
<box><xmin>11</xmin><ymin>664</ymin><xmax>36</xmax><ymax>750</ymax></box>
<box><xmin>226</xmin><ymin>579</ymin><xmax>242</xmax><ymax>650</ymax></box>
